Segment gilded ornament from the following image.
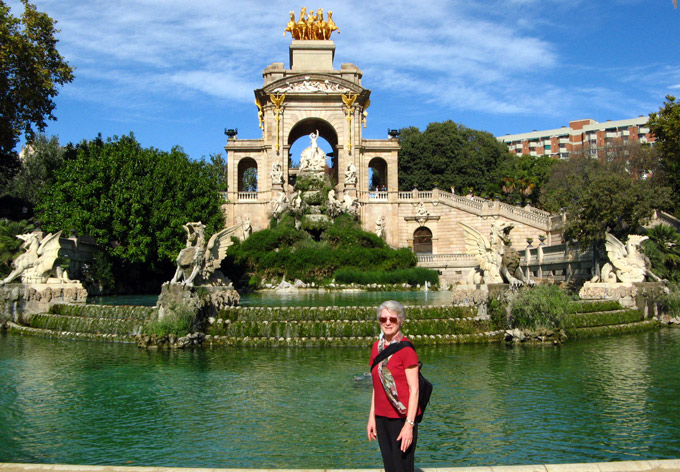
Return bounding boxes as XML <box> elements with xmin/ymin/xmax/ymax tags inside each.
<box><xmin>283</xmin><ymin>8</ymin><xmax>339</xmax><ymax>40</ymax></box>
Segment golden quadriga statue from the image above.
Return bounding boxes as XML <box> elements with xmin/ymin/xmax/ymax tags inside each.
<box><xmin>284</xmin><ymin>7</ymin><xmax>339</xmax><ymax>40</ymax></box>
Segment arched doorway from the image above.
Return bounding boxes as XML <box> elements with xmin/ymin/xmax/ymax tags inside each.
<box><xmin>368</xmin><ymin>157</ymin><xmax>388</xmax><ymax>191</ymax></box>
<box><xmin>413</xmin><ymin>226</ymin><xmax>432</xmax><ymax>254</ymax></box>
<box><xmin>288</xmin><ymin>118</ymin><xmax>339</xmax><ymax>185</ymax></box>
<box><xmin>238</xmin><ymin>157</ymin><xmax>258</xmax><ymax>192</ymax></box>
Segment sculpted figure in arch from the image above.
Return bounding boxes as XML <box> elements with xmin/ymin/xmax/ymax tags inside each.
<box><xmin>299</xmin><ymin>130</ymin><xmax>326</xmax><ymax>173</ymax></box>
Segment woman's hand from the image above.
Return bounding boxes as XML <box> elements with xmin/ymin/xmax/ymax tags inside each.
<box><xmin>367</xmin><ymin>416</ymin><xmax>377</xmax><ymax>441</ymax></box>
<box><xmin>396</xmin><ymin>422</ymin><xmax>413</xmax><ymax>452</ymax></box>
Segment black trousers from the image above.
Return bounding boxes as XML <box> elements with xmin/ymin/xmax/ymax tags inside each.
<box><xmin>376</xmin><ymin>415</ymin><xmax>418</xmax><ymax>472</ymax></box>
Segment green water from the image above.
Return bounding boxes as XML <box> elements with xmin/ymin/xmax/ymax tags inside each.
<box><xmin>1</xmin><ymin>330</ymin><xmax>680</xmax><ymax>468</ymax></box>
<box><xmin>88</xmin><ymin>290</ymin><xmax>455</xmax><ymax>307</ymax></box>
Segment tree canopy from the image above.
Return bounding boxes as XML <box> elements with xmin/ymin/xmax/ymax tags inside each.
<box><xmin>0</xmin><ymin>1</ymin><xmax>74</xmax><ymax>186</ymax></box>
<box><xmin>398</xmin><ymin>121</ymin><xmax>513</xmax><ymax>195</ymax></box>
<box><xmin>36</xmin><ymin>134</ymin><xmax>225</xmax><ymax>287</ymax></box>
<box><xmin>540</xmin><ymin>156</ymin><xmax>672</xmax><ymax>244</ymax></box>
<box><xmin>649</xmin><ymin>95</ymin><xmax>680</xmax><ymax>205</ymax></box>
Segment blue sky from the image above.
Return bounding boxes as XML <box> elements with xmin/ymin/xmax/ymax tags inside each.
<box><xmin>7</xmin><ymin>0</ymin><xmax>680</xmax><ymax>161</ymax></box>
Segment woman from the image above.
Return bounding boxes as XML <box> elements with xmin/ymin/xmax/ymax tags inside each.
<box><xmin>367</xmin><ymin>300</ymin><xmax>420</xmax><ymax>472</ymax></box>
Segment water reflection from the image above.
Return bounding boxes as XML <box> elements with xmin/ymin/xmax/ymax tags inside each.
<box><xmin>1</xmin><ymin>331</ymin><xmax>680</xmax><ymax>468</ymax></box>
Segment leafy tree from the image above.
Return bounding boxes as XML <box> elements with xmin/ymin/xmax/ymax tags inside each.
<box><xmin>649</xmin><ymin>95</ymin><xmax>680</xmax><ymax>205</ymax></box>
<box><xmin>0</xmin><ymin>218</ymin><xmax>33</xmax><ymax>278</ymax></box>
<box><xmin>36</xmin><ymin>134</ymin><xmax>224</xmax><ymax>289</ymax></box>
<box><xmin>541</xmin><ymin>156</ymin><xmax>672</xmax><ymax>244</ymax></box>
<box><xmin>205</xmin><ymin>152</ymin><xmax>227</xmax><ymax>191</ymax></box>
<box><xmin>497</xmin><ymin>154</ymin><xmax>556</xmax><ymax>207</ymax></box>
<box><xmin>398</xmin><ymin>121</ymin><xmax>513</xmax><ymax>196</ymax></box>
<box><xmin>0</xmin><ymin>1</ymin><xmax>74</xmax><ymax>186</ymax></box>
<box><xmin>642</xmin><ymin>224</ymin><xmax>680</xmax><ymax>283</ymax></box>
<box><xmin>241</xmin><ymin>167</ymin><xmax>257</xmax><ymax>192</ymax></box>
<box><xmin>8</xmin><ymin>134</ymin><xmax>68</xmax><ymax>207</ymax></box>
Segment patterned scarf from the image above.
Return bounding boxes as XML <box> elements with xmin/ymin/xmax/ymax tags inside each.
<box><xmin>377</xmin><ymin>333</ymin><xmax>407</xmax><ymax>414</ymax></box>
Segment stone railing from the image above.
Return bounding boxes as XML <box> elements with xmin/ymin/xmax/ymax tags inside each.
<box><xmin>417</xmin><ymin>254</ymin><xmax>476</xmax><ymax>264</ymax></box>
<box><xmin>367</xmin><ymin>191</ymin><xmax>389</xmax><ymax>200</ymax></box>
<box><xmin>237</xmin><ymin>192</ymin><xmax>258</xmax><ymax>201</ymax></box>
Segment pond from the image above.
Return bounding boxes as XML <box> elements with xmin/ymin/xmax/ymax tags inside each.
<box><xmin>87</xmin><ymin>290</ymin><xmax>455</xmax><ymax>307</ymax></box>
<box><xmin>1</xmin><ymin>329</ymin><xmax>680</xmax><ymax>468</ymax></box>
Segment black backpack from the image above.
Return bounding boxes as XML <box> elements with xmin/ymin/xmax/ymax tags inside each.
<box><xmin>370</xmin><ymin>340</ymin><xmax>433</xmax><ymax>422</ymax></box>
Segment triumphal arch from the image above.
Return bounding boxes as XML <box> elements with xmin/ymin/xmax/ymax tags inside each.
<box><xmin>225</xmin><ymin>11</ymin><xmax>563</xmax><ymax>284</ymax></box>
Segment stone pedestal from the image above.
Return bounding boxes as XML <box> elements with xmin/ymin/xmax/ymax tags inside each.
<box><xmin>156</xmin><ymin>283</ymin><xmax>240</xmax><ymax>322</ymax></box>
<box><xmin>0</xmin><ymin>282</ymin><xmax>88</xmax><ymax>324</ymax></box>
<box><xmin>579</xmin><ymin>282</ymin><xmax>638</xmax><ymax>307</ymax></box>
<box><xmin>290</xmin><ymin>40</ymin><xmax>335</xmax><ymax>71</ymax></box>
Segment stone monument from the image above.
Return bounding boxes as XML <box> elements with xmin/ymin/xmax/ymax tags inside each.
<box><xmin>0</xmin><ymin>230</ymin><xmax>87</xmax><ymax>323</ymax></box>
<box><xmin>579</xmin><ymin>232</ymin><xmax>665</xmax><ymax>305</ymax></box>
<box><xmin>157</xmin><ymin>222</ymin><xmax>241</xmax><ymax>323</ymax></box>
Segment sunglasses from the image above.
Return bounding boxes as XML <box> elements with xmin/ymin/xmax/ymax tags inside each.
<box><xmin>378</xmin><ymin>316</ymin><xmax>399</xmax><ymax>324</ymax></box>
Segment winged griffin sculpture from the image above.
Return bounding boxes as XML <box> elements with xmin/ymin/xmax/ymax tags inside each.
<box><xmin>459</xmin><ymin>221</ymin><xmax>530</xmax><ymax>287</ymax></box>
<box><xmin>592</xmin><ymin>233</ymin><xmax>663</xmax><ymax>283</ymax></box>
<box><xmin>170</xmin><ymin>222</ymin><xmax>241</xmax><ymax>287</ymax></box>
<box><xmin>1</xmin><ymin>231</ymin><xmax>72</xmax><ymax>285</ymax></box>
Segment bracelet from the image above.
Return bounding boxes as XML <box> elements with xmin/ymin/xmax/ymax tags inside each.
<box><xmin>405</xmin><ymin>419</ymin><xmax>415</xmax><ymax>426</ymax></box>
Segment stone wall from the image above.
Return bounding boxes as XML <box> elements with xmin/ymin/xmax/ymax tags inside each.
<box><xmin>0</xmin><ymin>283</ymin><xmax>87</xmax><ymax>324</ymax></box>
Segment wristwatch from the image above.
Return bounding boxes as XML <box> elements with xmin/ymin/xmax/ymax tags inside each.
<box><xmin>406</xmin><ymin>419</ymin><xmax>415</xmax><ymax>426</ymax></box>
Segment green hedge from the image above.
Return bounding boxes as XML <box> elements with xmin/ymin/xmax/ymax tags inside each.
<box><xmin>28</xmin><ymin>314</ymin><xmax>143</xmax><ymax>336</ymax></box>
<box><xmin>206</xmin><ymin>318</ymin><xmax>493</xmax><ymax>338</ymax></box>
<box><xmin>205</xmin><ymin>331</ymin><xmax>503</xmax><ymax>347</ymax></box>
<box><xmin>49</xmin><ymin>303</ymin><xmax>156</xmax><ymax>320</ymax></box>
<box><xmin>216</xmin><ymin>305</ymin><xmax>476</xmax><ymax>322</ymax></box>
<box><xmin>562</xmin><ymin>309</ymin><xmax>643</xmax><ymax>329</ymax></box>
<box><xmin>565</xmin><ymin>319</ymin><xmax>658</xmax><ymax>339</ymax></box>
<box><xmin>567</xmin><ymin>300</ymin><xmax>622</xmax><ymax>314</ymax></box>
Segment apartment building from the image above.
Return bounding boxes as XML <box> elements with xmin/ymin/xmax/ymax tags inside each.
<box><xmin>497</xmin><ymin>116</ymin><xmax>655</xmax><ymax>159</ymax></box>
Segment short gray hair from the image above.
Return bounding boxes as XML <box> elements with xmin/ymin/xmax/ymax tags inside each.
<box><xmin>377</xmin><ymin>300</ymin><xmax>406</xmax><ymax>321</ymax></box>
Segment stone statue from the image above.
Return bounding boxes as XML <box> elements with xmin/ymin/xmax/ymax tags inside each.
<box><xmin>415</xmin><ymin>202</ymin><xmax>429</xmax><ymax>225</ymax></box>
<box><xmin>459</xmin><ymin>221</ymin><xmax>528</xmax><ymax>287</ymax></box>
<box><xmin>341</xmin><ymin>193</ymin><xmax>360</xmax><ymax>217</ymax></box>
<box><xmin>344</xmin><ymin>163</ymin><xmax>357</xmax><ymax>185</ymax></box>
<box><xmin>170</xmin><ymin>222</ymin><xmax>241</xmax><ymax>287</ymax></box>
<box><xmin>376</xmin><ymin>216</ymin><xmax>386</xmax><ymax>238</ymax></box>
<box><xmin>271</xmin><ymin>161</ymin><xmax>283</xmax><ymax>185</ymax></box>
<box><xmin>242</xmin><ymin>217</ymin><xmax>252</xmax><ymax>239</ymax></box>
<box><xmin>272</xmin><ymin>192</ymin><xmax>289</xmax><ymax>218</ymax></box>
<box><xmin>593</xmin><ymin>233</ymin><xmax>663</xmax><ymax>283</ymax></box>
<box><xmin>299</xmin><ymin>130</ymin><xmax>326</xmax><ymax>173</ymax></box>
<box><xmin>326</xmin><ymin>189</ymin><xmax>343</xmax><ymax>218</ymax></box>
<box><xmin>1</xmin><ymin>231</ymin><xmax>76</xmax><ymax>285</ymax></box>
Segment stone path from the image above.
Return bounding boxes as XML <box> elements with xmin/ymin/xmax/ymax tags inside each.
<box><xmin>2</xmin><ymin>460</ymin><xmax>680</xmax><ymax>472</ymax></box>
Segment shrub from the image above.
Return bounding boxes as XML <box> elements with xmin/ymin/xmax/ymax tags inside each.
<box><xmin>143</xmin><ymin>303</ymin><xmax>196</xmax><ymax>337</ymax></box>
<box><xmin>658</xmin><ymin>283</ymin><xmax>680</xmax><ymax>317</ymax></box>
<box><xmin>510</xmin><ymin>285</ymin><xmax>571</xmax><ymax>330</ymax></box>
<box><xmin>487</xmin><ymin>297</ymin><xmax>508</xmax><ymax>330</ymax></box>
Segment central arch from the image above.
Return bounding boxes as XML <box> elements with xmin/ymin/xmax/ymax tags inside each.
<box><xmin>288</xmin><ymin>118</ymin><xmax>339</xmax><ymax>184</ymax></box>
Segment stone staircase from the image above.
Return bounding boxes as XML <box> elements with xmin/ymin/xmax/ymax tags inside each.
<box><xmin>7</xmin><ymin>304</ymin><xmax>156</xmax><ymax>343</ymax></box>
<box><xmin>563</xmin><ymin>300</ymin><xmax>657</xmax><ymax>338</ymax></box>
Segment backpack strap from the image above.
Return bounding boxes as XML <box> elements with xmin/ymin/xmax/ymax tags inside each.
<box><xmin>371</xmin><ymin>340</ymin><xmax>415</xmax><ymax>370</ymax></box>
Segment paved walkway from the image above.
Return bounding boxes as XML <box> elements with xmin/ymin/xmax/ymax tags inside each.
<box><xmin>2</xmin><ymin>460</ymin><xmax>680</xmax><ymax>472</ymax></box>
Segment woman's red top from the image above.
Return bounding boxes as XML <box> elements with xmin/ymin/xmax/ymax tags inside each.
<box><xmin>369</xmin><ymin>337</ymin><xmax>421</xmax><ymax>418</ymax></box>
